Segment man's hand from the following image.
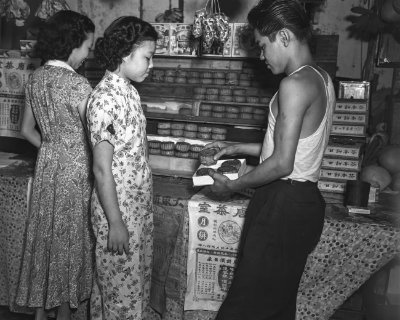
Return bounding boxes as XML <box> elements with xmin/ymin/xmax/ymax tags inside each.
<box><xmin>209</xmin><ymin>170</ymin><xmax>235</xmax><ymax>197</ymax></box>
<box><xmin>203</xmin><ymin>141</ymin><xmax>238</xmax><ymax>161</ymax></box>
<box><xmin>108</xmin><ymin>219</ymin><xmax>130</xmax><ymax>255</ymax></box>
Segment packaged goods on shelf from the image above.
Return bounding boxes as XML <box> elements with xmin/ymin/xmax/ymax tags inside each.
<box><xmin>338</xmin><ymin>81</ymin><xmax>370</xmax><ymax>100</ymax></box>
<box><xmin>201</xmin><ymin>23</ymin><xmax>233</xmax><ymax>57</ymax></box>
<box><xmin>152</xmin><ymin>23</ymin><xmax>171</xmax><ymax>55</ymax></box>
<box><xmin>170</xmin><ymin>24</ymin><xmax>196</xmax><ymax>56</ymax></box>
<box><xmin>231</xmin><ymin>23</ymin><xmax>259</xmax><ymax>58</ymax></box>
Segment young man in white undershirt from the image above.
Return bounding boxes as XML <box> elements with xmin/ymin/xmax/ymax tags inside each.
<box><xmin>205</xmin><ymin>0</ymin><xmax>335</xmax><ymax>319</ymax></box>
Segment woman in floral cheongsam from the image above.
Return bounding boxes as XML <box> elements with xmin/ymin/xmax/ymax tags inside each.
<box><xmin>86</xmin><ymin>16</ymin><xmax>157</xmax><ymax>320</ymax></box>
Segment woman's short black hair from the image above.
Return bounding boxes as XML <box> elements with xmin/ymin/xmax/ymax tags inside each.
<box><xmin>94</xmin><ymin>16</ymin><xmax>158</xmax><ymax>71</ymax></box>
<box><xmin>248</xmin><ymin>0</ymin><xmax>312</xmax><ymax>41</ymax></box>
<box><xmin>35</xmin><ymin>10</ymin><xmax>95</xmax><ymax>62</ymax></box>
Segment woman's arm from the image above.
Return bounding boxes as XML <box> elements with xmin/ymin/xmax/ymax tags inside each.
<box><xmin>20</xmin><ymin>102</ymin><xmax>41</xmax><ymax>148</ymax></box>
<box><xmin>77</xmin><ymin>96</ymin><xmax>90</xmax><ymax>132</ymax></box>
<box><xmin>93</xmin><ymin>141</ymin><xmax>129</xmax><ymax>255</ymax></box>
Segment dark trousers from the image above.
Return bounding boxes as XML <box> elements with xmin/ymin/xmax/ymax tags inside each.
<box><xmin>215</xmin><ymin>180</ymin><xmax>325</xmax><ymax>320</ymax></box>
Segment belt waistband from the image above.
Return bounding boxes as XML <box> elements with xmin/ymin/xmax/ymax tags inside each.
<box><xmin>280</xmin><ymin>178</ymin><xmax>317</xmax><ymax>185</ymax></box>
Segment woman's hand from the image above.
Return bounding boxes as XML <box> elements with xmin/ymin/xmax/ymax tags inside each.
<box><xmin>108</xmin><ymin>219</ymin><xmax>130</xmax><ymax>255</ymax></box>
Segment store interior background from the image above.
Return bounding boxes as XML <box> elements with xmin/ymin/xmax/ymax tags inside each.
<box><xmin>1</xmin><ymin>0</ymin><xmax>398</xmax><ymax>152</ymax></box>
<box><xmin>0</xmin><ymin>0</ymin><xmax>399</xmax><ymax>320</ymax></box>
<box><xmin>72</xmin><ymin>0</ymin><xmax>394</xmax><ymax>90</ymax></box>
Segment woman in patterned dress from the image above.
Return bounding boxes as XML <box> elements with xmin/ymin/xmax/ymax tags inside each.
<box><xmin>17</xmin><ymin>10</ymin><xmax>95</xmax><ymax>320</ymax></box>
<box><xmin>86</xmin><ymin>17</ymin><xmax>157</xmax><ymax>320</ymax></box>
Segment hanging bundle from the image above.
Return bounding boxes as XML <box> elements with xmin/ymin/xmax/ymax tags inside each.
<box><xmin>192</xmin><ymin>0</ymin><xmax>229</xmax><ymax>49</ymax></box>
<box><xmin>3</xmin><ymin>0</ymin><xmax>31</xmax><ymax>26</ymax></box>
<box><xmin>35</xmin><ymin>0</ymin><xmax>70</xmax><ymax>20</ymax></box>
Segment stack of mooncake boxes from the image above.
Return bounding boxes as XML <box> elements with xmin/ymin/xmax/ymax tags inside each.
<box><xmin>318</xmin><ymin>81</ymin><xmax>370</xmax><ymax>195</ymax></box>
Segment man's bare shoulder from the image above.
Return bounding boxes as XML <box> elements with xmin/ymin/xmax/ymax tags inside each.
<box><xmin>280</xmin><ymin>67</ymin><xmax>323</xmax><ymax>108</ymax></box>
<box><xmin>282</xmin><ymin>67</ymin><xmax>321</xmax><ymax>93</ymax></box>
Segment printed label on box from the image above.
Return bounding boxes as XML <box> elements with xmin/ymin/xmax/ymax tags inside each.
<box><xmin>20</xmin><ymin>40</ymin><xmax>37</xmax><ymax>52</ymax></box>
<box><xmin>331</xmin><ymin>124</ymin><xmax>366</xmax><ymax>136</ymax></box>
<box><xmin>333</xmin><ymin>113</ymin><xmax>367</xmax><ymax>125</ymax></box>
<box><xmin>170</xmin><ymin>24</ymin><xmax>196</xmax><ymax>56</ymax></box>
<box><xmin>335</xmin><ymin>100</ymin><xmax>368</xmax><ymax>113</ymax></box>
<box><xmin>152</xmin><ymin>23</ymin><xmax>170</xmax><ymax>55</ymax></box>
<box><xmin>318</xmin><ymin>180</ymin><xmax>346</xmax><ymax>193</ymax></box>
<box><xmin>0</xmin><ymin>57</ymin><xmax>40</xmax><ymax>138</ymax></box>
<box><xmin>321</xmin><ymin>157</ymin><xmax>361</xmax><ymax>171</ymax></box>
<box><xmin>202</xmin><ymin>24</ymin><xmax>233</xmax><ymax>57</ymax></box>
<box><xmin>319</xmin><ymin>169</ymin><xmax>358</xmax><ymax>181</ymax></box>
<box><xmin>338</xmin><ymin>81</ymin><xmax>370</xmax><ymax>100</ymax></box>
<box><xmin>231</xmin><ymin>23</ymin><xmax>258</xmax><ymax>58</ymax></box>
<box><xmin>324</xmin><ymin>144</ymin><xmax>362</xmax><ymax>159</ymax></box>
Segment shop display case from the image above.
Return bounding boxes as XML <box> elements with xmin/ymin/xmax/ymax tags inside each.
<box><xmin>136</xmin><ymin>58</ymin><xmax>272</xmax><ymax>177</ymax></box>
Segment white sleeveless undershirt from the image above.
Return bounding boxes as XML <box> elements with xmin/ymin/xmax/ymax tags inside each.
<box><xmin>259</xmin><ymin>65</ymin><xmax>335</xmax><ymax>182</ymax></box>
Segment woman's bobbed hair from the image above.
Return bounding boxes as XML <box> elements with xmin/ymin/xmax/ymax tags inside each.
<box><xmin>35</xmin><ymin>10</ymin><xmax>95</xmax><ymax>62</ymax></box>
<box><xmin>94</xmin><ymin>16</ymin><xmax>158</xmax><ymax>71</ymax></box>
<box><xmin>248</xmin><ymin>0</ymin><xmax>312</xmax><ymax>41</ymax></box>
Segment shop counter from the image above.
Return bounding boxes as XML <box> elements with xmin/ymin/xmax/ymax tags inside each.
<box><xmin>1</xmin><ymin>161</ymin><xmax>399</xmax><ymax>320</ymax></box>
<box><xmin>148</xmin><ymin>188</ymin><xmax>400</xmax><ymax>320</ymax></box>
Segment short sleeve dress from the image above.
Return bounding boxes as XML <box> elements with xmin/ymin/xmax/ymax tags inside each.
<box><xmin>16</xmin><ymin>61</ymin><xmax>93</xmax><ymax>310</ymax></box>
<box><xmin>87</xmin><ymin>71</ymin><xmax>153</xmax><ymax>320</ymax></box>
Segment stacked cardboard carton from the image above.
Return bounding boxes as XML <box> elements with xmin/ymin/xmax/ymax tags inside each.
<box><xmin>318</xmin><ymin>81</ymin><xmax>370</xmax><ymax>195</ymax></box>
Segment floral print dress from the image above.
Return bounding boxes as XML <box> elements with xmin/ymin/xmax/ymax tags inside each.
<box><xmin>87</xmin><ymin>71</ymin><xmax>153</xmax><ymax>320</ymax></box>
<box><xmin>16</xmin><ymin>61</ymin><xmax>93</xmax><ymax>310</ymax></box>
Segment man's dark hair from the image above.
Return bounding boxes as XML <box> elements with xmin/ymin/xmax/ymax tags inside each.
<box><xmin>35</xmin><ymin>10</ymin><xmax>95</xmax><ymax>62</ymax></box>
<box><xmin>248</xmin><ymin>0</ymin><xmax>312</xmax><ymax>41</ymax></box>
<box><xmin>94</xmin><ymin>16</ymin><xmax>158</xmax><ymax>71</ymax></box>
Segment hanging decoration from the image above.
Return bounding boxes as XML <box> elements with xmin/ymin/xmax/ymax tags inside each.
<box><xmin>155</xmin><ymin>8</ymin><xmax>183</xmax><ymax>22</ymax></box>
<box><xmin>155</xmin><ymin>0</ymin><xmax>183</xmax><ymax>23</ymax></box>
<box><xmin>192</xmin><ymin>0</ymin><xmax>229</xmax><ymax>49</ymax></box>
<box><xmin>0</xmin><ymin>0</ymin><xmax>69</xmax><ymax>26</ymax></box>
<box><xmin>3</xmin><ymin>0</ymin><xmax>30</xmax><ymax>26</ymax></box>
<box><xmin>35</xmin><ymin>0</ymin><xmax>69</xmax><ymax>20</ymax></box>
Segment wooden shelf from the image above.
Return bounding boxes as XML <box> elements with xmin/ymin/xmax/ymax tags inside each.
<box><xmin>154</xmin><ymin>54</ymin><xmax>256</xmax><ymax>61</ymax></box>
<box><xmin>142</xmin><ymin>96</ymin><xmax>269</xmax><ymax>108</ymax></box>
<box><xmin>145</xmin><ymin>111</ymin><xmax>266</xmax><ymax>128</ymax></box>
<box><xmin>138</xmin><ymin>81</ymin><xmax>270</xmax><ymax>92</ymax></box>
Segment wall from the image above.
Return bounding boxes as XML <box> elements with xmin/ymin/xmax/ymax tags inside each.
<box><xmin>314</xmin><ymin>0</ymin><xmax>393</xmax><ymax>89</ymax></box>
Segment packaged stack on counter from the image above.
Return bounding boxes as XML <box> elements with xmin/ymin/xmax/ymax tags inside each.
<box><xmin>147</xmin><ymin>134</ymin><xmax>209</xmax><ymax>177</ymax></box>
<box><xmin>318</xmin><ymin>141</ymin><xmax>363</xmax><ymax>193</ymax></box>
<box><xmin>318</xmin><ymin>81</ymin><xmax>370</xmax><ymax>195</ymax></box>
<box><xmin>156</xmin><ymin>121</ymin><xmax>227</xmax><ymax>141</ymax></box>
